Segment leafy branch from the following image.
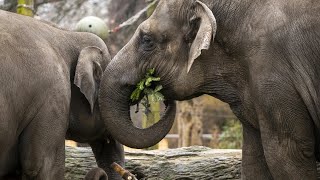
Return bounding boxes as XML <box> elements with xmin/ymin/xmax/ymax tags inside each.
<box><xmin>130</xmin><ymin>68</ymin><xmax>164</xmax><ymax>113</ymax></box>
<box><xmin>130</xmin><ymin>68</ymin><xmax>164</xmax><ymax>102</ymax></box>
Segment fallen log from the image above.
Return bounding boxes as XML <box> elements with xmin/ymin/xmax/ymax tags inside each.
<box><xmin>66</xmin><ymin>146</ymin><xmax>320</xmax><ymax>179</ymax></box>
<box><xmin>65</xmin><ymin>146</ymin><xmax>242</xmax><ymax>179</ymax></box>
<box><xmin>123</xmin><ymin>146</ymin><xmax>242</xmax><ymax>180</ymax></box>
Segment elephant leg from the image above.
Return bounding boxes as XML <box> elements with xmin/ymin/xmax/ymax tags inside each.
<box><xmin>85</xmin><ymin>167</ymin><xmax>108</xmax><ymax>180</ymax></box>
<box><xmin>0</xmin><ymin>95</ymin><xmax>20</xmax><ymax>178</ymax></box>
<box><xmin>256</xmin><ymin>97</ymin><xmax>317</xmax><ymax>179</ymax></box>
<box><xmin>241</xmin><ymin>125</ymin><xmax>273</xmax><ymax>180</ymax></box>
<box><xmin>260</xmin><ymin>118</ymin><xmax>316</xmax><ymax>179</ymax></box>
<box><xmin>19</xmin><ymin>93</ymin><xmax>69</xmax><ymax>180</ymax></box>
<box><xmin>89</xmin><ymin>137</ymin><xmax>124</xmax><ymax>180</ymax></box>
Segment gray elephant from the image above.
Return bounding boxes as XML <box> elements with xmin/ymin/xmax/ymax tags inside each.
<box><xmin>98</xmin><ymin>0</ymin><xmax>320</xmax><ymax>179</ymax></box>
<box><xmin>0</xmin><ymin>10</ymin><xmax>124</xmax><ymax>180</ymax></box>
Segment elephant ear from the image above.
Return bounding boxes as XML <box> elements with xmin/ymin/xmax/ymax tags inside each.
<box><xmin>187</xmin><ymin>0</ymin><xmax>217</xmax><ymax>72</ymax></box>
<box><xmin>74</xmin><ymin>46</ymin><xmax>103</xmax><ymax>113</ymax></box>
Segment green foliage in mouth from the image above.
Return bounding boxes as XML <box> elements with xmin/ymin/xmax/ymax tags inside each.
<box><xmin>130</xmin><ymin>68</ymin><xmax>164</xmax><ymax>104</ymax></box>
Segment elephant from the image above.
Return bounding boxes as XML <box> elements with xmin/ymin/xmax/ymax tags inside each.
<box><xmin>0</xmin><ymin>10</ymin><xmax>124</xmax><ymax>180</ymax></box>
<box><xmin>98</xmin><ymin>0</ymin><xmax>320</xmax><ymax>179</ymax></box>
<box><xmin>85</xmin><ymin>167</ymin><xmax>108</xmax><ymax>180</ymax></box>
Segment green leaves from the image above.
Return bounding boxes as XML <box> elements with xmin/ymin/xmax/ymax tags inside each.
<box><xmin>130</xmin><ymin>68</ymin><xmax>164</xmax><ymax>103</ymax></box>
<box><xmin>130</xmin><ymin>88</ymin><xmax>142</xmax><ymax>102</ymax></box>
<box><xmin>147</xmin><ymin>86</ymin><xmax>164</xmax><ymax>102</ymax></box>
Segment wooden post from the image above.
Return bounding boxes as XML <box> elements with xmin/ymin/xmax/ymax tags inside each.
<box><xmin>17</xmin><ymin>0</ymin><xmax>34</xmax><ymax>17</ymax></box>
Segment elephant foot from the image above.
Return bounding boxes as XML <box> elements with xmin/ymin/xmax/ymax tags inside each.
<box><xmin>85</xmin><ymin>167</ymin><xmax>108</xmax><ymax>180</ymax></box>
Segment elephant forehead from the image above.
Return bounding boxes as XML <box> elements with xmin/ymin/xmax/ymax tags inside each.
<box><xmin>143</xmin><ymin>5</ymin><xmax>175</xmax><ymax>33</ymax></box>
<box><xmin>156</xmin><ymin>0</ymin><xmax>194</xmax><ymax>19</ymax></box>
<box><xmin>159</xmin><ymin>0</ymin><xmax>194</xmax><ymax>8</ymax></box>
<box><xmin>158</xmin><ymin>0</ymin><xmax>185</xmax><ymax>10</ymax></box>
<box><xmin>147</xmin><ymin>0</ymin><xmax>195</xmax><ymax>33</ymax></box>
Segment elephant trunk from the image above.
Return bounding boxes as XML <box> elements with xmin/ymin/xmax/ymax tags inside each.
<box><xmin>99</xmin><ymin>62</ymin><xmax>176</xmax><ymax>149</ymax></box>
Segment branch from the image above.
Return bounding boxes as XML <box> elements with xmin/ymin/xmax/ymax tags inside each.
<box><xmin>110</xmin><ymin>0</ymin><xmax>159</xmax><ymax>33</ymax></box>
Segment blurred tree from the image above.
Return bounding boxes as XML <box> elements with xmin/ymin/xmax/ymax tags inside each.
<box><xmin>176</xmin><ymin>99</ymin><xmax>203</xmax><ymax>147</ymax></box>
<box><xmin>106</xmin><ymin>0</ymin><xmax>149</xmax><ymax>56</ymax></box>
<box><xmin>0</xmin><ymin>0</ymin><xmax>61</xmax><ymax>12</ymax></box>
<box><xmin>35</xmin><ymin>0</ymin><xmax>62</xmax><ymax>6</ymax></box>
<box><xmin>0</xmin><ymin>0</ymin><xmax>17</xmax><ymax>11</ymax></box>
<box><xmin>217</xmin><ymin>119</ymin><xmax>243</xmax><ymax>149</ymax></box>
<box><xmin>107</xmin><ymin>0</ymin><xmax>146</xmax><ymax>25</ymax></box>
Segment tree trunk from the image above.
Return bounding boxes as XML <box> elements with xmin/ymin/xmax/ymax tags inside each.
<box><xmin>177</xmin><ymin>99</ymin><xmax>203</xmax><ymax>147</ymax></box>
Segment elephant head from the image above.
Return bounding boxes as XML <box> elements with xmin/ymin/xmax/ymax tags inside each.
<box><xmin>67</xmin><ymin>46</ymin><xmax>110</xmax><ymax>142</ymax></box>
<box><xmin>67</xmin><ymin>35</ymin><xmax>125</xmax><ymax>180</ymax></box>
<box><xmin>99</xmin><ymin>0</ymin><xmax>216</xmax><ymax>148</ymax></box>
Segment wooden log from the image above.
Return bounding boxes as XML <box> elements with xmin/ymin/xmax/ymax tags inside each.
<box><xmin>66</xmin><ymin>146</ymin><xmax>320</xmax><ymax>179</ymax></box>
<box><xmin>65</xmin><ymin>146</ymin><xmax>242</xmax><ymax>179</ymax></box>
<box><xmin>123</xmin><ymin>146</ymin><xmax>242</xmax><ymax>180</ymax></box>
<box><xmin>65</xmin><ymin>146</ymin><xmax>97</xmax><ymax>180</ymax></box>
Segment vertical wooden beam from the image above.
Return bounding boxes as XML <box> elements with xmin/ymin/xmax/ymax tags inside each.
<box><xmin>17</xmin><ymin>0</ymin><xmax>34</xmax><ymax>17</ymax></box>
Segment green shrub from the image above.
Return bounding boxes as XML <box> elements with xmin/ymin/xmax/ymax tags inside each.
<box><xmin>217</xmin><ymin>119</ymin><xmax>243</xmax><ymax>149</ymax></box>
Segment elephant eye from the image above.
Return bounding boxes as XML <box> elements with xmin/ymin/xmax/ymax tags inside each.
<box><xmin>141</xmin><ymin>34</ymin><xmax>156</xmax><ymax>51</ymax></box>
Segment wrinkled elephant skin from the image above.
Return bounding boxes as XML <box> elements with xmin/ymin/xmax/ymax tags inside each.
<box><xmin>0</xmin><ymin>10</ymin><xmax>123</xmax><ymax>180</ymax></box>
